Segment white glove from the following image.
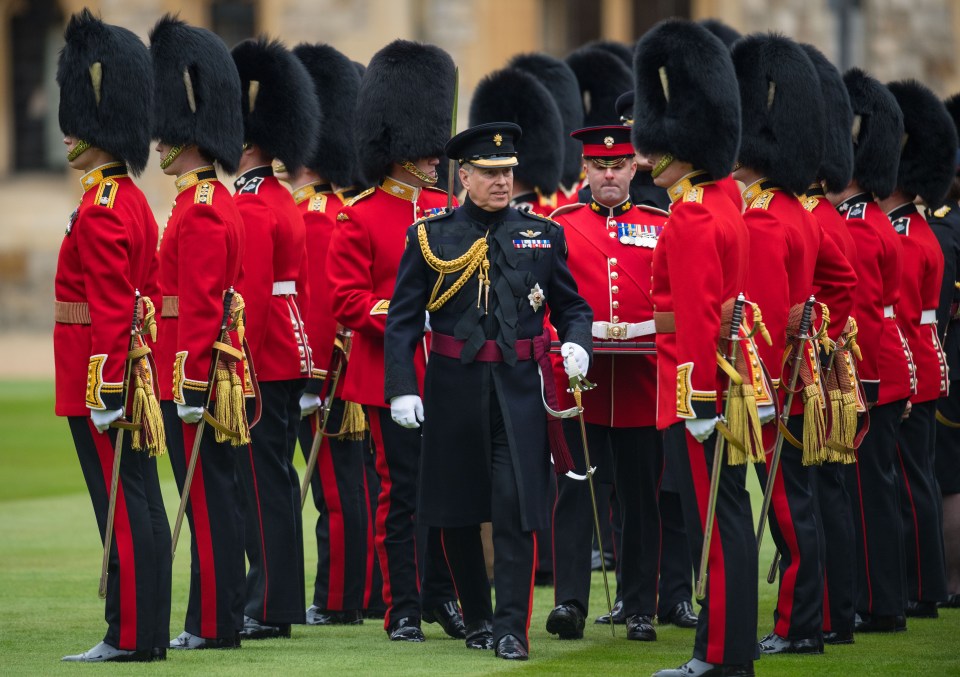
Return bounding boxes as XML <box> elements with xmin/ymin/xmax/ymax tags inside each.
<box><xmin>177</xmin><ymin>404</ymin><xmax>204</xmax><ymax>424</ymax></box>
<box><xmin>685</xmin><ymin>417</ymin><xmax>718</xmax><ymax>443</ymax></box>
<box><xmin>561</xmin><ymin>342</ymin><xmax>589</xmax><ymax>379</ymax></box>
<box><xmin>300</xmin><ymin>393</ymin><xmax>321</xmax><ymax>418</ymax></box>
<box><xmin>424</xmin><ymin>311</ymin><xmax>431</xmax><ymax>332</ymax></box>
<box><xmin>90</xmin><ymin>407</ymin><xmax>123</xmax><ymax>433</ymax></box>
<box><xmin>758</xmin><ymin>404</ymin><xmax>776</xmax><ymax>425</ymax></box>
<box><xmin>390</xmin><ymin>394</ymin><xmax>424</xmax><ymax>429</ymax></box>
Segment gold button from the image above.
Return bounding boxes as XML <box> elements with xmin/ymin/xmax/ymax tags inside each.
<box><xmin>610</xmin><ymin>271</ymin><xmax>619</xmax><ymax>280</ymax></box>
<box><xmin>610</xmin><ymin>258</ymin><xmax>618</xmax><ymax>266</ymax></box>
<box><xmin>607</xmin><ymin>217</ymin><xmax>617</xmax><ymax>227</ymax></box>
<box><xmin>611</xmin><ymin>285</ymin><xmax>619</xmax><ymax>294</ymax></box>
<box><xmin>608</xmin><ymin>232</ymin><xmax>617</xmax><ymax>239</ymax></box>
<box><xmin>612</xmin><ymin>315</ymin><xmax>620</xmax><ymax>323</ymax></box>
<box><xmin>612</xmin><ymin>301</ymin><xmax>620</xmax><ymax>309</ymax></box>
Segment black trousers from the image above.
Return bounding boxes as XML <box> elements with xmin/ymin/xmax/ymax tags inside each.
<box><xmin>298</xmin><ymin>398</ymin><xmax>366</xmax><ymax>611</ymax></box>
<box><xmin>552</xmin><ymin>421</ymin><xmax>662</xmax><ymax>617</ymax></box>
<box><xmin>811</xmin><ymin>462</ymin><xmax>856</xmax><ymax>634</ymax></box>
<box><xmin>238</xmin><ymin>378</ymin><xmax>306</xmax><ymax>624</ymax></box>
<box><xmin>659</xmin><ymin>487</ymin><xmax>696</xmax><ymax>614</ymax></box>
<box><xmin>935</xmin><ymin>382</ymin><xmax>960</xmax><ymax>495</ymax></box>
<box><xmin>361</xmin><ymin>437</ymin><xmax>386</xmax><ymax>614</ymax></box>
<box><xmin>164</xmin><ymin>402</ymin><xmax>244</xmax><ymax>639</ymax></box>
<box><xmin>70</xmin><ymin>417</ymin><xmax>171</xmax><ymax>652</ymax></box>
<box><xmin>896</xmin><ymin>400</ymin><xmax>947</xmax><ymax>603</ymax></box>
<box><xmin>755</xmin><ymin>416</ymin><xmax>823</xmax><ymax>640</ymax></box>
<box><xmin>850</xmin><ymin>398</ymin><xmax>906</xmax><ymax>617</ymax></box>
<box><xmin>666</xmin><ymin>423</ymin><xmax>757</xmax><ymax>666</ymax></box>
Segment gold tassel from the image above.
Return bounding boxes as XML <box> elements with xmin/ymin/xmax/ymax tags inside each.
<box><xmin>338</xmin><ymin>401</ymin><xmax>368</xmax><ymax>441</ymax></box>
<box><xmin>229</xmin><ymin>367</ymin><xmax>250</xmax><ymax>445</ymax></box>
<box><xmin>130</xmin><ymin>359</ymin><xmax>166</xmax><ymax>456</ymax></box>
<box><xmin>723</xmin><ymin>384</ymin><xmax>765</xmax><ymax>466</ymax></box>
<box><xmin>213</xmin><ymin>365</ymin><xmax>233</xmax><ymax>444</ymax></box>
<box><xmin>802</xmin><ymin>384</ymin><xmax>827</xmax><ymax>466</ymax></box>
<box><xmin>825</xmin><ymin>388</ymin><xmax>844</xmax><ymax>462</ymax></box>
<box><xmin>839</xmin><ymin>391</ymin><xmax>858</xmax><ymax>463</ymax></box>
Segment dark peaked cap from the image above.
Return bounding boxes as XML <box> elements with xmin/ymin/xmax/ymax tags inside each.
<box><xmin>632</xmin><ymin>19</ymin><xmax>741</xmax><ymax>180</ymax></box>
<box><xmin>232</xmin><ymin>37</ymin><xmax>320</xmax><ymax>174</ymax></box>
<box><xmin>57</xmin><ymin>9</ymin><xmax>153</xmax><ymax>175</ymax></box>
<box><xmin>293</xmin><ymin>43</ymin><xmax>361</xmax><ymax>186</ymax></box>
<box><xmin>150</xmin><ymin>16</ymin><xmax>243</xmax><ymax>174</ymax></box>
<box><xmin>732</xmin><ymin>33</ymin><xmax>824</xmax><ymax>196</ymax></box>
<box><xmin>566</xmin><ymin>46</ymin><xmax>633</xmax><ymax>127</ymax></box>
<box><xmin>354</xmin><ymin>39</ymin><xmax>455</xmax><ymax>184</ymax></box>
<box><xmin>843</xmin><ymin>68</ymin><xmax>903</xmax><ymax>200</ymax></box>
<box><xmin>887</xmin><ymin>80</ymin><xmax>958</xmax><ymax>206</ymax></box>
<box><xmin>469</xmin><ymin>68</ymin><xmax>563</xmax><ymax>194</ymax></box>
<box><xmin>800</xmin><ymin>43</ymin><xmax>853</xmax><ymax>193</ymax></box>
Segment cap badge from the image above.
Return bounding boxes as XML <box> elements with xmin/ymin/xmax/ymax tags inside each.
<box><xmin>528</xmin><ymin>283</ymin><xmax>545</xmax><ymax>312</ymax></box>
<box><xmin>603</xmin><ymin>136</ymin><xmax>614</xmax><ymax>149</ymax></box>
<box><xmin>493</xmin><ymin>134</ymin><xmax>503</xmax><ymax>147</ymax></box>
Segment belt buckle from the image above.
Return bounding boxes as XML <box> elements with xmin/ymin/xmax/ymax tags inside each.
<box><xmin>607</xmin><ymin>323</ymin><xmax>626</xmax><ymax>339</ymax></box>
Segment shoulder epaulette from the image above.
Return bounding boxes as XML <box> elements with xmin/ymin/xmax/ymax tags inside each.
<box><xmin>749</xmin><ymin>190</ymin><xmax>775</xmax><ymax>211</ymax></box>
<box><xmin>307</xmin><ymin>194</ymin><xmax>327</xmax><ymax>213</ymax></box>
<box><xmin>637</xmin><ymin>204</ymin><xmax>670</xmax><ymax>217</ymax></box>
<box><xmin>194</xmin><ymin>181</ymin><xmax>215</xmax><ymax>205</ymax></box>
<box><xmin>548</xmin><ymin>202</ymin><xmax>586</xmax><ymax>219</ymax></box>
<box><xmin>423</xmin><ymin>186</ymin><xmax>449</xmax><ymax>196</ymax></box>
<box><xmin>345</xmin><ymin>187</ymin><xmax>375</xmax><ymax>207</ymax></box>
<box><xmin>892</xmin><ymin>216</ymin><xmax>910</xmax><ymax>236</ymax></box>
<box><xmin>684</xmin><ymin>186</ymin><xmax>704</xmax><ymax>204</ymax></box>
<box><xmin>518</xmin><ymin>208</ymin><xmax>558</xmax><ymax>228</ymax></box>
<box><xmin>933</xmin><ymin>205</ymin><xmax>952</xmax><ymax>219</ymax></box>
<box><xmin>801</xmin><ymin>195</ymin><xmax>820</xmax><ymax>212</ymax></box>
<box><xmin>94</xmin><ymin>179</ymin><xmax>119</xmax><ymax>209</ymax></box>
<box><xmin>238</xmin><ymin>176</ymin><xmax>264</xmax><ymax>195</ymax></box>
<box><xmin>843</xmin><ymin>201</ymin><xmax>867</xmax><ymax>220</ymax></box>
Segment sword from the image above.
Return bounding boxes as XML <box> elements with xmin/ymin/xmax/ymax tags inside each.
<box><xmin>446</xmin><ymin>67</ymin><xmax>459</xmax><ymax>212</ymax></box>
<box><xmin>98</xmin><ymin>290</ymin><xmax>141</xmax><ymax>599</ymax></box>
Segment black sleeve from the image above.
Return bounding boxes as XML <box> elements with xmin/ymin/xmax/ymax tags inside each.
<box><xmin>930</xmin><ymin>220</ymin><xmax>958</xmax><ymax>342</ymax></box>
<box><xmin>384</xmin><ymin>224</ymin><xmax>431</xmax><ymax>403</ymax></box>
<box><xmin>545</xmin><ymin>226</ymin><xmax>594</xmax><ymax>361</ymax></box>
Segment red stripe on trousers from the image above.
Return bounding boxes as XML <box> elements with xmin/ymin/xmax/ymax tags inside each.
<box><xmin>182</xmin><ymin>422</ymin><xmax>218</xmax><ymax>637</ymax></box>
<box><xmin>896</xmin><ymin>443</ymin><xmax>924</xmax><ymax>600</ymax></box>
<box><xmin>822</xmin><ymin>571</ymin><xmax>832</xmax><ymax>632</ymax></box>
<box><xmin>246</xmin><ymin>441</ymin><xmax>271</xmax><ymax>615</ymax></box>
<box><xmin>90</xmin><ymin>420</ymin><xmax>137</xmax><ymax>649</ymax></box>
<box><xmin>368</xmin><ymin>411</ymin><xmax>396</xmax><ymax>629</ymax></box>
<box><xmin>768</xmin><ymin>453</ymin><xmax>802</xmax><ymax>637</ymax></box>
<box><xmin>853</xmin><ymin>453</ymin><xmax>874</xmax><ymax>611</ymax></box>
<box><xmin>316</xmin><ymin>421</ymin><xmax>346</xmax><ymax>609</ymax></box>
<box><xmin>362</xmin><ymin>466</ymin><xmax>376</xmax><ymax>609</ymax></box>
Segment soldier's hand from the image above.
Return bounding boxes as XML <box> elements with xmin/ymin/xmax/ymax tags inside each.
<box><xmin>685</xmin><ymin>417</ymin><xmax>718</xmax><ymax>443</ymax></box>
<box><xmin>758</xmin><ymin>404</ymin><xmax>776</xmax><ymax>425</ymax></box>
<box><xmin>424</xmin><ymin>311</ymin><xmax>432</xmax><ymax>332</ymax></box>
<box><xmin>90</xmin><ymin>407</ymin><xmax>123</xmax><ymax>433</ymax></box>
<box><xmin>390</xmin><ymin>395</ymin><xmax>424</xmax><ymax>429</ymax></box>
<box><xmin>561</xmin><ymin>342</ymin><xmax>589</xmax><ymax>379</ymax></box>
<box><xmin>176</xmin><ymin>404</ymin><xmax>204</xmax><ymax>424</ymax></box>
<box><xmin>300</xmin><ymin>393</ymin><xmax>321</xmax><ymax>418</ymax></box>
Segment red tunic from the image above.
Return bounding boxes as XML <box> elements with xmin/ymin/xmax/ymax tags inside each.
<box><xmin>54</xmin><ymin>163</ymin><xmax>162</xmax><ymax>416</ymax></box>
<box><xmin>155</xmin><ymin>168</ymin><xmax>245</xmax><ymax>404</ymax></box>
<box><xmin>551</xmin><ymin>198</ymin><xmax>666</xmax><ymax>427</ymax></box>
<box><xmin>891</xmin><ymin>203</ymin><xmax>948</xmax><ymax>403</ymax></box>
<box><xmin>327</xmin><ymin>176</ymin><xmax>452</xmax><ymax>407</ymax></box>
<box><xmin>234</xmin><ymin>166</ymin><xmax>311</xmax><ymax>382</ymax></box>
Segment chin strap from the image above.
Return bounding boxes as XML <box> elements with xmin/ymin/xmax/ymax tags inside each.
<box><xmin>651</xmin><ymin>153</ymin><xmax>674</xmax><ymax>179</ymax></box>
<box><xmin>68</xmin><ymin>139</ymin><xmax>91</xmax><ymax>162</ymax></box>
<box><xmin>160</xmin><ymin>144</ymin><xmax>185</xmax><ymax>170</ymax></box>
<box><xmin>401</xmin><ymin>159</ymin><xmax>438</xmax><ymax>185</ymax></box>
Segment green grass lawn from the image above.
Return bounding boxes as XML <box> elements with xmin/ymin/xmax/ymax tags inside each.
<box><xmin>1</xmin><ymin>380</ymin><xmax>957</xmax><ymax>675</ymax></box>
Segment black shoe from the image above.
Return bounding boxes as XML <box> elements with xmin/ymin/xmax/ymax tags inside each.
<box><xmin>150</xmin><ymin>647</ymin><xmax>167</xmax><ymax>661</ymax></box>
<box><xmin>307</xmin><ymin>606</ymin><xmax>364</xmax><ymax>626</ymax></box>
<box><xmin>170</xmin><ymin>631</ymin><xmax>241</xmax><ymax>650</ymax></box>
<box><xmin>855</xmin><ymin>613</ymin><xmax>900</xmax><ymax>633</ymax></box>
<box><xmin>387</xmin><ymin>616</ymin><xmax>425</xmax><ymax>642</ymax></box>
<box><xmin>940</xmin><ymin>593</ymin><xmax>960</xmax><ymax>608</ymax></box>
<box><xmin>61</xmin><ymin>641</ymin><xmax>153</xmax><ymax>663</ymax></box>
<box><xmin>494</xmin><ymin>634</ymin><xmax>528</xmax><ymax>660</ymax></box>
<box><xmin>653</xmin><ymin>658</ymin><xmax>754</xmax><ymax>676</ymax></box>
<box><xmin>464</xmin><ymin>620</ymin><xmax>493</xmax><ymax>650</ymax></box>
<box><xmin>422</xmin><ymin>600</ymin><xmax>466</xmax><ymax>639</ymax></box>
<box><xmin>823</xmin><ymin>630</ymin><xmax>854</xmax><ymax>645</ymax></box>
<box><xmin>595</xmin><ymin>599</ymin><xmax>626</xmax><ymax>625</ymax></box>
<box><xmin>546</xmin><ymin>603</ymin><xmax>586</xmax><ymax>639</ymax></box>
<box><xmin>239</xmin><ymin>616</ymin><xmax>291</xmax><ymax>640</ymax></box>
<box><xmin>758</xmin><ymin>632</ymin><xmax>823</xmax><ymax>654</ymax></box>
<box><xmin>905</xmin><ymin>600</ymin><xmax>939</xmax><ymax>618</ymax></box>
<box><xmin>658</xmin><ymin>600</ymin><xmax>699</xmax><ymax>628</ymax></box>
<box><xmin>626</xmin><ymin>614</ymin><xmax>657</xmax><ymax>641</ymax></box>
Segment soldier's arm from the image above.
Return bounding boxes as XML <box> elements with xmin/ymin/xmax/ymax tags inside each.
<box><xmin>812</xmin><ymin>216</ymin><xmax>858</xmax><ymax>343</ymax></box>
<box><xmin>327</xmin><ymin>210</ymin><xmax>391</xmax><ymax>336</ymax></box>
<box><xmin>235</xmin><ymin>198</ymin><xmax>276</xmax><ymax>360</ymax></box>
<box><xmin>930</xmin><ymin>219</ymin><xmax>957</xmax><ymax>342</ymax></box>
<box><xmin>384</xmin><ymin>224</ymin><xmax>431</xmax><ymax>402</ymax></box>
<box><xmin>545</xmin><ymin>226</ymin><xmax>593</xmax><ymax>358</ymax></box>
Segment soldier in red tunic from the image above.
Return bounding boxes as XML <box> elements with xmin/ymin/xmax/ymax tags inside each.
<box><xmin>880</xmin><ymin>80</ymin><xmax>957</xmax><ymax>617</ymax></box>
<box><xmin>230</xmin><ymin>37</ymin><xmax>319</xmax><ymax>640</ymax></box>
<box><xmin>149</xmin><ymin>16</ymin><xmax>247</xmax><ymax>650</ymax></box>
<box><xmin>544</xmin><ymin>125</ymin><xmax>667</xmax><ymax>643</ymax></box>
<box><xmin>55</xmin><ymin>10</ymin><xmax>171</xmax><ymax>662</ymax></box>
<box><xmin>327</xmin><ymin>40</ymin><xmax>462</xmax><ymax>643</ymax></box>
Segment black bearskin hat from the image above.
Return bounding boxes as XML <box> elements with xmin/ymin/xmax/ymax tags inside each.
<box><xmin>732</xmin><ymin>33</ymin><xmax>824</xmax><ymax>196</ymax></box>
<box><xmin>843</xmin><ymin>68</ymin><xmax>904</xmax><ymax>200</ymax></box>
<box><xmin>632</xmin><ymin>19</ymin><xmax>741</xmax><ymax>180</ymax></box>
<box><xmin>469</xmin><ymin>68</ymin><xmax>563</xmax><ymax>194</ymax></box>
<box><xmin>232</xmin><ymin>37</ymin><xmax>320</xmax><ymax>174</ymax></box>
<box><xmin>293</xmin><ymin>43</ymin><xmax>361</xmax><ymax>186</ymax></box>
<box><xmin>508</xmin><ymin>53</ymin><xmax>584</xmax><ymax>187</ymax></box>
<box><xmin>355</xmin><ymin>39</ymin><xmax>455</xmax><ymax>184</ymax></box>
<box><xmin>582</xmin><ymin>39</ymin><xmax>633</xmax><ymax>69</ymax></box>
<box><xmin>887</xmin><ymin>80</ymin><xmax>958</xmax><ymax>206</ymax></box>
<box><xmin>57</xmin><ymin>9</ymin><xmax>153</xmax><ymax>175</ymax></box>
<box><xmin>800</xmin><ymin>44</ymin><xmax>853</xmax><ymax>194</ymax></box>
<box><xmin>566</xmin><ymin>46</ymin><xmax>632</xmax><ymax>127</ymax></box>
<box><xmin>150</xmin><ymin>16</ymin><xmax>243</xmax><ymax>174</ymax></box>
<box><xmin>945</xmin><ymin>93</ymin><xmax>960</xmax><ymax>176</ymax></box>
<box><xmin>699</xmin><ymin>19</ymin><xmax>741</xmax><ymax>48</ymax></box>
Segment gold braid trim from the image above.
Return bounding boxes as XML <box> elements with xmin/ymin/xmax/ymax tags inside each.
<box><xmin>417</xmin><ymin>222</ymin><xmax>490</xmax><ymax>312</ymax></box>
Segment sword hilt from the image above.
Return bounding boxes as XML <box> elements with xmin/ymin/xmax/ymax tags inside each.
<box><xmin>729</xmin><ymin>292</ymin><xmax>745</xmax><ymax>342</ymax></box>
<box><xmin>799</xmin><ymin>295</ymin><xmax>815</xmax><ymax>340</ymax></box>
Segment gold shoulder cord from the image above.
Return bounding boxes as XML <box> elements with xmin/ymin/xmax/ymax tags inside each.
<box><xmin>416</xmin><ymin>223</ymin><xmax>490</xmax><ymax>312</ymax></box>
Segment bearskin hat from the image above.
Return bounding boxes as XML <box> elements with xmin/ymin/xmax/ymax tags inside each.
<box><xmin>292</xmin><ymin>43</ymin><xmax>361</xmax><ymax>186</ymax></box>
<box><xmin>843</xmin><ymin>68</ymin><xmax>904</xmax><ymax>200</ymax></box>
<box><xmin>699</xmin><ymin>19</ymin><xmax>742</xmax><ymax>48</ymax></box>
<box><xmin>886</xmin><ymin>80</ymin><xmax>958</xmax><ymax>206</ymax></box>
<box><xmin>582</xmin><ymin>39</ymin><xmax>634</xmax><ymax>69</ymax></box>
<box><xmin>731</xmin><ymin>34</ymin><xmax>823</xmax><ymax>196</ymax></box>
<box><xmin>566</xmin><ymin>46</ymin><xmax>633</xmax><ymax>127</ymax></box>
<box><xmin>508</xmin><ymin>53</ymin><xmax>584</xmax><ymax>187</ymax></box>
<box><xmin>469</xmin><ymin>68</ymin><xmax>563</xmax><ymax>194</ymax></box>
<box><xmin>355</xmin><ymin>40</ymin><xmax>455</xmax><ymax>184</ymax></box>
<box><xmin>57</xmin><ymin>9</ymin><xmax>153</xmax><ymax>175</ymax></box>
<box><xmin>632</xmin><ymin>19</ymin><xmax>741</xmax><ymax>180</ymax></box>
<box><xmin>799</xmin><ymin>44</ymin><xmax>853</xmax><ymax>194</ymax></box>
<box><xmin>149</xmin><ymin>16</ymin><xmax>243</xmax><ymax>174</ymax></box>
<box><xmin>945</xmin><ymin>93</ymin><xmax>960</xmax><ymax>176</ymax></box>
<box><xmin>232</xmin><ymin>37</ymin><xmax>320</xmax><ymax>174</ymax></box>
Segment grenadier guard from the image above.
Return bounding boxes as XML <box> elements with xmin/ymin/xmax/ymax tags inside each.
<box><xmin>283</xmin><ymin>41</ymin><xmax>368</xmax><ymax>627</ymax></box>
<box><xmin>634</xmin><ymin>19</ymin><xmax>759</xmax><ymax>677</ymax></box>
<box><xmin>384</xmin><ymin>122</ymin><xmax>594</xmax><ymax>660</ymax></box>
<box><xmin>881</xmin><ymin>80</ymin><xmax>957</xmax><ymax>617</ymax></box>
<box><xmin>55</xmin><ymin>9</ymin><xmax>171</xmax><ymax>662</ymax></box>
<box><xmin>231</xmin><ymin>37</ymin><xmax>319</xmax><ymax>639</ymax></box>
<box><xmin>544</xmin><ymin>125</ymin><xmax>667</xmax><ymax>644</ymax></box>
<box><xmin>149</xmin><ymin>15</ymin><xmax>249</xmax><ymax>651</ymax></box>
<box><xmin>731</xmin><ymin>33</ymin><xmax>857</xmax><ymax>656</ymax></box>
<box><xmin>326</xmin><ymin>39</ymin><xmax>463</xmax><ymax>643</ymax></box>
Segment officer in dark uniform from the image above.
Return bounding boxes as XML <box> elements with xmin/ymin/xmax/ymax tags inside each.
<box><xmin>385</xmin><ymin>122</ymin><xmax>593</xmax><ymax>660</ymax></box>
